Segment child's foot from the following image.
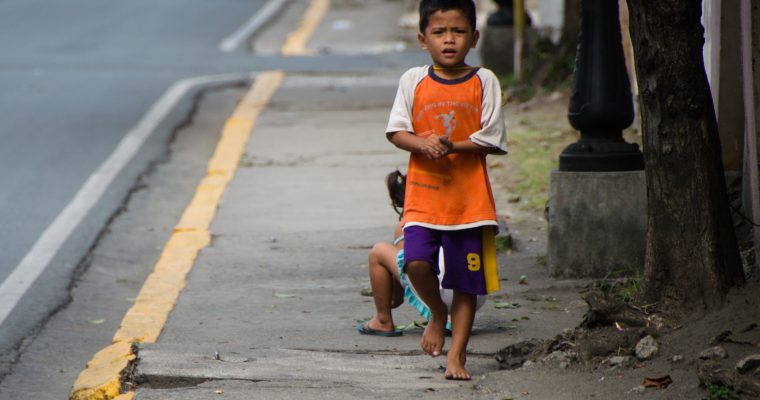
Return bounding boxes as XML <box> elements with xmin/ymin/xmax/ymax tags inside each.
<box><xmin>364</xmin><ymin>317</ymin><xmax>395</xmax><ymax>333</ymax></box>
<box><xmin>420</xmin><ymin>315</ymin><xmax>445</xmax><ymax>357</ymax></box>
<box><xmin>444</xmin><ymin>352</ymin><xmax>470</xmax><ymax>380</ymax></box>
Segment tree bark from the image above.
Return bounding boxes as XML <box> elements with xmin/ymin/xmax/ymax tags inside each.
<box><xmin>625</xmin><ymin>0</ymin><xmax>745</xmax><ymax>310</ymax></box>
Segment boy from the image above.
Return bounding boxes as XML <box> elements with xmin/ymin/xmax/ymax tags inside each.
<box><xmin>385</xmin><ymin>0</ymin><xmax>507</xmax><ymax>380</ymax></box>
<box><xmin>357</xmin><ymin>171</ymin><xmax>487</xmax><ymax>338</ymax></box>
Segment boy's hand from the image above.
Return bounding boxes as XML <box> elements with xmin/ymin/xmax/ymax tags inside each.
<box><xmin>420</xmin><ymin>133</ymin><xmax>450</xmax><ymax>160</ymax></box>
<box><xmin>438</xmin><ymin>133</ymin><xmax>454</xmax><ymax>155</ymax></box>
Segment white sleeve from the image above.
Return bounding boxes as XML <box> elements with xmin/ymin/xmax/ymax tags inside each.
<box><xmin>386</xmin><ymin>67</ymin><xmax>428</xmax><ymax>134</ymax></box>
<box><xmin>470</xmin><ymin>69</ymin><xmax>508</xmax><ymax>154</ymax></box>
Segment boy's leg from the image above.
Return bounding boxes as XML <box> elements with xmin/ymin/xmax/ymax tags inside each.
<box><xmin>405</xmin><ymin>260</ymin><xmax>448</xmax><ymax>357</ymax></box>
<box><xmin>446</xmin><ymin>290</ymin><xmax>476</xmax><ymax>380</ymax></box>
<box><xmin>439</xmin><ymin>226</ymin><xmax>493</xmax><ymax>379</ymax></box>
<box><xmin>366</xmin><ymin>242</ymin><xmax>402</xmax><ymax>332</ymax></box>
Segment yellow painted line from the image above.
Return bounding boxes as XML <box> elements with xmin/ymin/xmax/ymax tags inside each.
<box><xmin>281</xmin><ymin>0</ymin><xmax>330</xmax><ymax>56</ymax></box>
<box><xmin>69</xmin><ymin>70</ymin><xmax>285</xmax><ymax>400</ymax></box>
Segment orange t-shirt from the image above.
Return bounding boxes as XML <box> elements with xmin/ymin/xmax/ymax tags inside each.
<box><xmin>386</xmin><ymin>66</ymin><xmax>507</xmax><ymax>229</ymax></box>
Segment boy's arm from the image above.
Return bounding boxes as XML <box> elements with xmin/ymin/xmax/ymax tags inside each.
<box><xmin>440</xmin><ymin>135</ymin><xmax>506</xmax><ymax>155</ymax></box>
<box><xmin>468</xmin><ymin>69</ymin><xmax>509</xmax><ymax>155</ymax></box>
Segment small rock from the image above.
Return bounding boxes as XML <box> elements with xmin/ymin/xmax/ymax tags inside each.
<box><xmin>736</xmin><ymin>354</ymin><xmax>760</xmax><ymax>374</ymax></box>
<box><xmin>541</xmin><ymin>350</ymin><xmax>577</xmax><ymax>368</ymax></box>
<box><xmin>628</xmin><ymin>385</ymin><xmax>646</xmax><ymax>394</ymax></box>
<box><xmin>647</xmin><ymin>314</ymin><xmax>666</xmax><ymax>330</ymax></box>
<box><xmin>710</xmin><ymin>330</ymin><xmax>732</xmax><ymax>345</ymax></box>
<box><xmin>635</xmin><ymin>335</ymin><xmax>659</xmax><ymax>360</ymax></box>
<box><xmin>607</xmin><ymin>355</ymin><xmax>635</xmax><ymax>369</ymax></box>
<box><xmin>671</xmin><ymin>355</ymin><xmax>684</xmax><ymax>363</ymax></box>
<box><xmin>495</xmin><ymin>339</ymin><xmax>541</xmax><ymax>370</ymax></box>
<box><xmin>699</xmin><ymin>346</ymin><xmax>728</xmax><ymax>361</ymax></box>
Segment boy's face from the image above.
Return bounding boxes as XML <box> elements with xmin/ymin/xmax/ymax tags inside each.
<box><xmin>418</xmin><ymin>9</ymin><xmax>479</xmax><ymax>69</ymax></box>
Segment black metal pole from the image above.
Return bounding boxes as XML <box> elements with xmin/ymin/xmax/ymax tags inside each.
<box><xmin>487</xmin><ymin>0</ymin><xmax>514</xmax><ymax>26</ymax></box>
<box><xmin>560</xmin><ymin>0</ymin><xmax>644</xmax><ymax>172</ymax></box>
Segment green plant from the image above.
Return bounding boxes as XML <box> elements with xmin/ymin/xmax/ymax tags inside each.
<box><xmin>594</xmin><ymin>266</ymin><xmax>642</xmax><ymax>303</ymax></box>
<box><xmin>534</xmin><ymin>253</ymin><xmax>547</xmax><ymax>267</ymax></box>
<box><xmin>495</xmin><ymin>235</ymin><xmax>513</xmax><ymax>253</ymax></box>
<box><xmin>703</xmin><ymin>382</ymin><xmax>739</xmax><ymax>400</ymax></box>
<box><xmin>499</xmin><ymin>124</ymin><xmax>577</xmax><ymax>213</ymax></box>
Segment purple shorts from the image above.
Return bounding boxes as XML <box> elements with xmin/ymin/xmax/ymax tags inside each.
<box><xmin>403</xmin><ymin>225</ymin><xmax>493</xmax><ymax>295</ymax></box>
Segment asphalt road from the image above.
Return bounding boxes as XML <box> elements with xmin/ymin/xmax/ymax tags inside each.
<box><xmin>0</xmin><ymin>0</ymin><xmax>279</xmax><ymax>373</ymax></box>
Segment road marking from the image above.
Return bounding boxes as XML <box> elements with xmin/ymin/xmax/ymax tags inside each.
<box><xmin>0</xmin><ymin>73</ymin><xmax>250</xmax><ymax>330</ymax></box>
<box><xmin>219</xmin><ymin>0</ymin><xmax>289</xmax><ymax>52</ymax></box>
<box><xmin>282</xmin><ymin>0</ymin><xmax>330</xmax><ymax>55</ymax></box>
<box><xmin>69</xmin><ymin>71</ymin><xmax>285</xmax><ymax>400</ymax></box>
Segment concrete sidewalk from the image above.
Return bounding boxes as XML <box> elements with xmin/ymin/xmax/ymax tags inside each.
<box><xmin>124</xmin><ymin>70</ymin><xmax>588</xmax><ymax>399</ymax></box>
<box><xmin>81</xmin><ymin>1</ymin><xmax>593</xmax><ymax>398</ymax></box>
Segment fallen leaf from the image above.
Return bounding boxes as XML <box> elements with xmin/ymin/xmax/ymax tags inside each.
<box><xmin>494</xmin><ymin>301</ymin><xmax>520</xmax><ymax>309</ymax></box>
<box><xmin>641</xmin><ymin>375</ymin><xmax>672</xmax><ymax>389</ymax></box>
<box><xmin>396</xmin><ymin>321</ymin><xmax>426</xmax><ymax>331</ymax></box>
<box><xmin>519</xmin><ymin>275</ymin><xmax>528</xmax><ymax>285</ymax></box>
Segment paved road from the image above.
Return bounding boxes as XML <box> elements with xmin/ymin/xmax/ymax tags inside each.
<box><xmin>0</xmin><ymin>0</ymin><xmax>283</xmax><ymax>358</ymax></box>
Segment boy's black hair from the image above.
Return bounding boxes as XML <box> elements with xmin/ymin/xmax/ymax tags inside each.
<box><xmin>418</xmin><ymin>0</ymin><xmax>477</xmax><ymax>33</ymax></box>
<box><xmin>385</xmin><ymin>170</ymin><xmax>406</xmax><ymax>219</ymax></box>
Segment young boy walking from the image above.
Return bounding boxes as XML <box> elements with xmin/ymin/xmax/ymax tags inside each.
<box><xmin>385</xmin><ymin>0</ymin><xmax>507</xmax><ymax>380</ymax></box>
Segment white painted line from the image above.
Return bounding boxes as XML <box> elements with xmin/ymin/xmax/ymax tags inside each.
<box><xmin>0</xmin><ymin>73</ymin><xmax>252</xmax><ymax>328</ymax></box>
<box><xmin>219</xmin><ymin>0</ymin><xmax>289</xmax><ymax>52</ymax></box>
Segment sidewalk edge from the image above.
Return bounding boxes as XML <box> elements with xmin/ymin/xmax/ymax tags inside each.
<box><xmin>68</xmin><ymin>71</ymin><xmax>283</xmax><ymax>400</ymax></box>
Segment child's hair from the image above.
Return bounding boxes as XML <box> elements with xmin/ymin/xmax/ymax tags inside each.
<box><xmin>385</xmin><ymin>170</ymin><xmax>406</xmax><ymax>219</ymax></box>
<box><xmin>418</xmin><ymin>0</ymin><xmax>477</xmax><ymax>33</ymax></box>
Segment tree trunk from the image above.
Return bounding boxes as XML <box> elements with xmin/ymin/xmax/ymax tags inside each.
<box><xmin>626</xmin><ymin>0</ymin><xmax>745</xmax><ymax>310</ymax></box>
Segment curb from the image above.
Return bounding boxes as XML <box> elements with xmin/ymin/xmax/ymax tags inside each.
<box><xmin>68</xmin><ymin>71</ymin><xmax>284</xmax><ymax>400</ymax></box>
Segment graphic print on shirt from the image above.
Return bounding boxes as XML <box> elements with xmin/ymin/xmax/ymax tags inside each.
<box><xmin>434</xmin><ymin>111</ymin><xmax>457</xmax><ymax>135</ymax></box>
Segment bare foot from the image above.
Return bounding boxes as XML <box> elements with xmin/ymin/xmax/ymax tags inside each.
<box><xmin>444</xmin><ymin>352</ymin><xmax>470</xmax><ymax>380</ymax></box>
<box><xmin>421</xmin><ymin>315</ymin><xmax>445</xmax><ymax>357</ymax></box>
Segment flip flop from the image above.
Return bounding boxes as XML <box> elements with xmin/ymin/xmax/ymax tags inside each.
<box><xmin>357</xmin><ymin>321</ymin><xmax>402</xmax><ymax>337</ymax></box>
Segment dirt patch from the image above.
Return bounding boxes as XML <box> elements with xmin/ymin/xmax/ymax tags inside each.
<box><xmin>478</xmin><ymin>284</ymin><xmax>760</xmax><ymax>399</ymax></box>
<box><xmin>481</xmin><ymin>91</ymin><xmax>759</xmax><ymax>399</ymax></box>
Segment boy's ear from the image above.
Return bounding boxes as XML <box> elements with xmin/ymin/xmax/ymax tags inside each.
<box><xmin>471</xmin><ymin>29</ymin><xmax>480</xmax><ymax>48</ymax></box>
<box><xmin>417</xmin><ymin>32</ymin><xmax>428</xmax><ymax>50</ymax></box>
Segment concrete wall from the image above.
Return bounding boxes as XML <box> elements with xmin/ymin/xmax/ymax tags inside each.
<box><xmin>547</xmin><ymin>171</ymin><xmax>646</xmax><ymax>278</ymax></box>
